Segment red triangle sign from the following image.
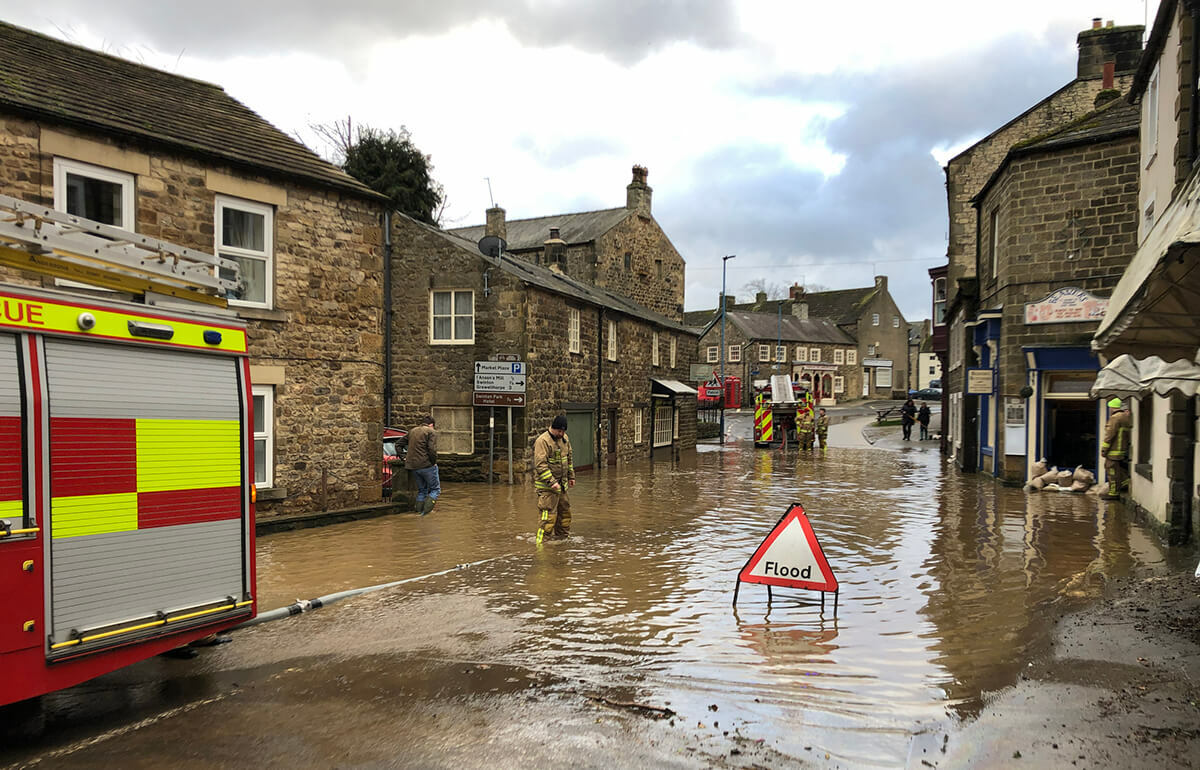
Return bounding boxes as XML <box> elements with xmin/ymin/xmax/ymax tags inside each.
<box><xmin>738</xmin><ymin>503</ymin><xmax>838</xmax><ymax>592</ymax></box>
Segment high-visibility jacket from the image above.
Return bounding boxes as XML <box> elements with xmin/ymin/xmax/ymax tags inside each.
<box><xmin>533</xmin><ymin>430</ymin><xmax>574</xmax><ymax>490</ymax></box>
<box><xmin>816</xmin><ymin>414</ymin><xmax>830</xmax><ymax>433</ymax></box>
<box><xmin>796</xmin><ymin>412</ymin><xmax>814</xmax><ymax>435</ymax></box>
<box><xmin>1101</xmin><ymin>409</ymin><xmax>1131</xmax><ymax>460</ymax></box>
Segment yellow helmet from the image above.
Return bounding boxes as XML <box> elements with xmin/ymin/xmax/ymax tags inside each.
<box><xmin>1107</xmin><ymin>397</ymin><xmax>1123</xmax><ymax>409</ymax></box>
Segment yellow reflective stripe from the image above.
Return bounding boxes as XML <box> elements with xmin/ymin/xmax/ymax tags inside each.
<box><xmin>52</xmin><ymin>492</ymin><xmax>137</xmax><ymax>538</ymax></box>
<box><xmin>50</xmin><ymin>600</ymin><xmax>253</xmax><ymax>649</ymax></box>
<box><xmin>0</xmin><ymin>499</ymin><xmax>23</xmax><ymax>519</ymax></box>
<box><xmin>137</xmin><ymin>419</ymin><xmax>240</xmax><ymax>492</ymax></box>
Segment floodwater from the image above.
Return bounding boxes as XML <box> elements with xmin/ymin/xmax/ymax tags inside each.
<box><xmin>247</xmin><ymin>420</ymin><xmax>1171</xmax><ymax>766</ymax></box>
<box><xmin>3</xmin><ymin>416</ymin><xmax>1179</xmax><ymax>767</ymax></box>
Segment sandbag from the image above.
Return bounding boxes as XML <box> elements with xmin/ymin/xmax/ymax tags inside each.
<box><xmin>1056</xmin><ymin>470</ymin><xmax>1073</xmax><ymax>486</ymax></box>
<box><xmin>1091</xmin><ymin>482</ymin><xmax>1109</xmax><ymax>497</ymax></box>
<box><xmin>1031</xmin><ymin>459</ymin><xmax>1048</xmax><ymax>478</ymax></box>
<box><xmin>1027</xmin><ymin>477</ymin><xmax>1045</xmax><ymax>491</ymax></box>
<box><xmin>1069</xmin><ymin>479</ymin><xmax>1089</xmax><ymax>492</ymax></box>
<box><xmin>1039</xmin><ymin>469</ymin><xmax>1060</xmax><ymax>485</ymax></box>
<box><xmin>1073</xmin><ymin>466</ymin><xmax>1095</xmax><ymax>485</ymax></box>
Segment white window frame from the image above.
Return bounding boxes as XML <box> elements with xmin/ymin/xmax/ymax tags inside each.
<box><xmin>847</xmin><ymin>349</ymin><xmax>857</xmax><ymax>365</ymax></box>
<box><xmin>809</xmin><ymin>347</ymin><xmax>820</xmax><ymax>362</ymax></box>
<box><xmin>876</xmin><ymin>366</ymin><xmax>893</xmax><ymax>388</ymax></box>
<box><xmin>795</xmin><ymin>346</ymin><xmax>807</xmax><ymax>363</ymax></box>
<box><xmin>872</xmin><ymin>313</ymin><xmax>880</xmax><ymax>326</ymax></box>
<box><xmin>728</xmin><ymin>345</ymin><xmax>741</xmax><ymax>363</ymax></box>
<box><xmin>834</xmin><ymin>349</ymin><xmax>845</xmax><ymax>365</ymax></box>
<box><xmin>673</xmin><ymin>407</ymin><xmax>680</xmax><ymax>439</ymax></box>
<box><xmin>53</xmin><ymin>157</ymin><xmax>136</xmax><ymax>229</ymax></box>
<box><xmin>431</xmin><ymin>406</ymin><xmax>474</xmax><ymax>455</ymax></box>
<box><xmin>833</xmin><ymin>375</ymin><xmax>845</xmax><ymax>393</ymax></box>
<box><xmin>216</xmin><ymin>195</ymin><xmax>274</xmax><ymax>310</ymax></box>
<box><xmin>1145</xmin><ymin>62</ymin><xmax>1160</xmax><ymax>168</ymax></box>
<box><xmin>933</xmin><ymin>277</ymin><xmax>947</xmax><ymax>325</ymax></box>
<box><xmin>758</xmin><ymin>344</ymin><xmax>770</xmax><ymax>361</ymax></box>
<box><xmin>775</xmin><ymin>345</ymin><xmax>787</xmax><ymax>362</ymax></box>
<box><xmin>892</xmin><ymin>316</ymin><xmax>900</xmax><ymax>328</ymax></box>
<box><xmin>653</xmin><ymin>406</ymin><xmax>673</xmax><ymax>447</ymax></box>
<box><xmin>607</xmin><ymin>320</ymin><xmax>618</xmax><ymax>361</ymax></box>
<box><xmin>669</xmin><ymin>336</ymin><xmax>677</xmax><ymax>368</ymax></box>
<box><xmin>252</xmin><ymin>384</ymin><xmax>274</xmax><ymax>489</ymax></box>
<box><xmin>568</xmin><ymin>308</ymin><xmax>581</xmax><ymax>353</ymax></box>
<box><xmin>652</xmin><ymin>331</ymin><xmax>660</xmax><ymax>367</ymax></box>
<box><xmin>706</xmin><ymin>345</ymin><xmax>719</xmax><ymax>363</ymax></box>
<box><xmin>634</xmin><ymin>407</ymin><xmax>643</xmax><ymax>444</ymax></box>
<box><xmin>430</xmin><ymin>289</ymin><xmax>475</xmax><ymax>344</ymax></box>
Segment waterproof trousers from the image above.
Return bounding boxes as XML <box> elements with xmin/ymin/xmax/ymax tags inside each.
<box><xmin>798</xmin><ymin>430</ymin><xmax>814</xmax><ymax>450</ymax></box>
<box><xmin>1104</xmin><ymin>457</ymin><xmax>1128</xmax><ymax>498</ymax></box>
<box><xmin>536</xmin><ymin>488</ymin><xmax>571</xmax><ymax>543</ymax></box>
<box><xmin>815</xmin><ymin>430</ymin><xmax>828</xmax><ymax>449</ymax></box>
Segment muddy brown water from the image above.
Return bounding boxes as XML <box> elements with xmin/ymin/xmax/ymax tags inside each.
<box><xmin>244</xmin><ymin>435</ymin><xmax>1170</xmax><ymax>766</ymax></box>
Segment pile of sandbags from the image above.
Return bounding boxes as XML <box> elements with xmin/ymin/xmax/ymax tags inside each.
<box><xmin>1023</xmin><ymin>460</ymin><xmax>1098</xmax><ymax>493</ymax></box>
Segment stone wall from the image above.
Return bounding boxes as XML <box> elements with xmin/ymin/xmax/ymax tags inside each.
<box><xmin>978</xmin><ymin>133</ymin><xmax>1139</xmax><ymax>481</ymax></box>
<box><xmin>851</xmin><ymin>285</ymin><xmax>911</xmax><ymax>398</ymax></box>
<box><xmin>593</xmin><ymin>215</ymin><xmax>686</xmax><ymax>322</ymax></box>
<box><xmin>0</xmin><ymin>116</ymin><xmax>387</xmax><ymax>518</ymax></box>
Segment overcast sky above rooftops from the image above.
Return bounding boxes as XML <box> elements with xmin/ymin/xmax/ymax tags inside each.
<box><xmin>1</xmin><ymin>0</ymin><xmax>1154</xmax><ymax>321</ymax></box>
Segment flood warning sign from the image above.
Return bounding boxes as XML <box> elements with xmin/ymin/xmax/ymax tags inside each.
<box><xmin>737</xmin><ymin>503</ymin><xmax>838</xmax><ymax>593</ymax></box>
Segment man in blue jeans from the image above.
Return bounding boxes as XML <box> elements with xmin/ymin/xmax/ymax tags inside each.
<box><xmin>405</xmin><ymin>415</ymin><xmax>440</xmax><ymax>515</ymax></box>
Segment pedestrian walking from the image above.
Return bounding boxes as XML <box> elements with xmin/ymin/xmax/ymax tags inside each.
<box><xmin>1101</xmin><ymin>398</ymin><xmax>1131</xmax><ymax>500</ymax></box>
<box><xmin>815</xmin><ymin>407</ymin><xmax>830</xmax><ymax>451</ymax></box>
<box><xmin>405</xmin><ymin>415</ymin><xmax>440</xmax><ymax>515</ymax></box>
<box><xmin>900</xmin><ymin>398</ymin><xmax>917</xmax><ymax>441</ymax></box>
<box><xmin>533</xmin><ymin>414</ymin><xmax>575</xmax><ymax>544</ymax></box>
<box><xmin>917</xmin><ymin>402</ymin><xmax>931</xmax><ymax>441</ymax></box>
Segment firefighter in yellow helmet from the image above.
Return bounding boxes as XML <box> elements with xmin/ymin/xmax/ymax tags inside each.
<box><xmin>796</xmin><ymin>405</ymin><xmax>815</xmax><ymax>450</ymax></box>
<box><xmin>1100</xmin><ymin>397</ymin><xmax>1131</xmax><ymax>500</ymax></box>
<box><xmin>532</xmin><ymin>414</ymin><xmax>575</xmax><ymax>544</ymax></box>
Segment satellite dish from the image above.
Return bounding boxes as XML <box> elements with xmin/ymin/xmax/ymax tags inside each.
<box><xmin>478</xmin><ymin>235</ymin><xmax>506</xmax><ymax>263</ymax></box>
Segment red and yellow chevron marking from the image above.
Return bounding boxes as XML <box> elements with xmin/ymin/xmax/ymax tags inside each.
<box><xmin>761</xmin><ymin>406</ymin><xmax>773</xmax><ymax>442</ymax></box>
<box><xmin>49</xmin><ymin>416</ymin><xmax>242</xmax><ymax>538</ymax></box>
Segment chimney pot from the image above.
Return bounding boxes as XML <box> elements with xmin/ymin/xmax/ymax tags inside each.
<box><xmin>1106</xmin><ymin>20</ymin><xmax>1114</xmax><ymax>28</ymax></box>
<box><xmin>1093</xmin><ymin>17</ymin><xmax>1102</xmax><ymax>29</ymax></box>
<box><xmin>549</xmin><ymin>227</ymin><xmax>560</xmax><ymax>239</ymax></box>
<box><xmin>626</xmin><ymin>165</ymin><xmax>653</xmax><ymax>217</ymax></box>
<box><xmin>1102</xmin><ymin>60</ymin><xmax>1115</xmax><ymax>90</ymax></box>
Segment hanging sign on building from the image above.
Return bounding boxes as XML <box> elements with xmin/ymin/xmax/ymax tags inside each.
<box><xmin>733</xmin><ymin>503</ymin><xmax>839</xmax><ymax>611</ymax></box>
<box><xmin>966</xmin><ymin>368</ymin><xmax>994</xmax><ymax>395</ymax></box>
<box><xmin>1024</xmin><ymin>287</ymin><xmax>1109</xmax><ymax>324</ymax></box>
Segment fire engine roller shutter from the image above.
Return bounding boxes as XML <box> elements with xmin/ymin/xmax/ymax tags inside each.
<box><xmin>44</xmin><ymin>338</ymin><xmax>245</xmax><ymax>642</ymax></box>
<box><xmin>0</xmin><ymin>334</ymin><xmax>21</xmax><ymax>525</ymax></box>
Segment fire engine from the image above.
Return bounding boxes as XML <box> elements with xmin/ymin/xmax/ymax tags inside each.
<box><xmin>0</xmin><ymin>194</ymin><xmax>256</xmax><ymax>707</ymax></box>
<box><xmin>753</xmin><ymin>374</ymin><xmax>813</xmax><ymax>448</ymax></box>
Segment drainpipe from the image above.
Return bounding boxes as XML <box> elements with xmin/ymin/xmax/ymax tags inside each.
<box><xmin>597</xmin><ymin>307</ymin><xmax>604</xmax><ymax>467</ymax></box>
<box><xmin>383</xmin><ymin>211</ymin><xmax>393</xmax><ymax>425</ymax></box>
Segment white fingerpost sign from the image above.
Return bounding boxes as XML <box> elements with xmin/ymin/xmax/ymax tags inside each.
<box><xmin>734</xmin><ymin>503</ymin><xmax>839</xmax><ymax>613</ymax></box>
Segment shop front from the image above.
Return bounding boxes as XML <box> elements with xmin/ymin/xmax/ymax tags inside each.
<box><xmin>1020</xmin><ymin>347</ymin><xmax>1103</xmax><ymax>482</ymax></box>
<box><xmin>792</xmin><ymin>363</ymin><xmax>838</xmax><ymax>405</ymax></box>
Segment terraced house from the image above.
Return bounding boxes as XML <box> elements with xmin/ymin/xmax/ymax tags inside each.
<box><xmin>0</xmin><ymin>21</ymin><xmax>390</xmax><ymax>518</ymax></box>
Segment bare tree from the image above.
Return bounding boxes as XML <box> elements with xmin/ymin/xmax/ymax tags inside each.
<box><xmin>740</xmin><ymin>278</ymin><xmax>789</xmax><ymax>299</ymax></box>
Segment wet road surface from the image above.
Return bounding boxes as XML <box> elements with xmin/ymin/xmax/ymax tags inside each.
<box><xmin>1</xmin><ymin>414</ymin><xmax>1179</xmax><ymax>768</ymax></box>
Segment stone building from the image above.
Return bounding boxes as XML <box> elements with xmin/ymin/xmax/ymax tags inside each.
<box><xmin>0</xmin><ymin>22</ymin><xmax>390</xmax><ymax>518</ymax></box>
<box><xmin>389</xmin><ymin>208</ymin><xmax>698</xmax><ymax>479</ymax></box>
<box><xmin>688</xmin><ymin>277</ymin><xmax>910</xmax><ymax>399</ymax></box>
<box><xmin>938</xmin><ymin>18</ymin><xmax>1144</xmax><ymax>472</ymax></box>
<box><xmin>451</xmin><ymin>166</ymin><xmax>685</xmax><ymax>322</ymax></box>
<box><xmin>1092</xmin><ymin>0</ymin><xmax>1200</xmax><ymax>545</ymax></box>
<box><xmin>968</xmin><ymin>94</ymin><xmax>1140</xmax><ymax>482</ymax></box>
<box><xmin>695</xmin><ymin>310</ymin><xmax>858</xmax><ymax>405</ymax></box>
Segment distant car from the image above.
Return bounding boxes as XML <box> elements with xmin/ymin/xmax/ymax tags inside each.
<box><xmin>382</xmin><ymin>426</ymin><xmax>407</xmax><ymax>496</ymax></box>
<box><xmin>928</xmin><ymin>378</ymin><xmax>942</xmax><ymax>389</ymax></box>
<box><xmin>910</xmin><ymin>387</ymin><xmax>942</xmax><ymax>401</ymax></box>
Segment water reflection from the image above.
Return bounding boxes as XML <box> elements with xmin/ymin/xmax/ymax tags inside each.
<box><xmin>252</xmin><ymin>439</ymin><xmax>1169</xmax><ymax>765</ymax></box>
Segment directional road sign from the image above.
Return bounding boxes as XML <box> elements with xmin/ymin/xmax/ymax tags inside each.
<box><xmin>474</xmin><ymin>373</ymin><xmax>526</xmax><ymax>393</ymax></box>
<box><xmin>475</xmin><ymin>361</ymin><xmax>525</xmax><ymax>375</ymax></box>
<box><xmin>473</xmin><ymin>392</ymin><xmax>526</xmax><ymax>407</ymax></box>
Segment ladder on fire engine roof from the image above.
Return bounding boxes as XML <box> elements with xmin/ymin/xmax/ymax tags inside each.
<box><xmin>0</xmin><ymin>193</ymin><xmax>239</xmax><ymax>307</ymax></box>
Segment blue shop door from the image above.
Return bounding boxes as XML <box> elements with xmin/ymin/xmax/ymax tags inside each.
<box><xmin>567</xmin><ymin>411</ymin><xmax>594</xmax><ymax>470</ymax></box>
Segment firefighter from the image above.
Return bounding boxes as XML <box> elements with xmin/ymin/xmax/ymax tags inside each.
<box><xmin>1100</xmin><ymin>397</ymin><xmax>1131</xmax><ymax>500</ymax></box>
<box><xmin>533</xmin><ymin>414</ymin><xmax>575</xmax><ymax>544</ymax></box>
<box><xmin>796</xmin><ymin>406</ymin><xmax>815</xmax><ymax>451</ymax></box>
<box><xmin>815</xmin><ymin>407</ymin><xmax>830</xmax><ymax>451</ymax></box>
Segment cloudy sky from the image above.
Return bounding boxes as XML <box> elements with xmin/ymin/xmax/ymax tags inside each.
<box><xmin>0</xmin><ymin>0</ymin><xmax>1154</xmax><ymax>319</ymax></box>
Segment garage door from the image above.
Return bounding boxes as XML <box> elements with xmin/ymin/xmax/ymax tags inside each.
<box><xmin>566</xmin><ymin>411</ymin><xmax>593</xmax><ymax>470</ymax></box>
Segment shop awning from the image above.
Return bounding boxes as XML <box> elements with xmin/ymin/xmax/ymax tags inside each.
<box><xmin>1093</xmin><ymin>175</ymin><xmax>1200</xmax><ymax>362</ymax></box>
<box><xmin>1089</xmin><ymin>353</ymin><xmax>1200</xmax><ymax>400</ymax></box>
<box><xmin>651</xmin><ymin>378</ymin><xmax>699</xmax><ymax>397</ymax></box>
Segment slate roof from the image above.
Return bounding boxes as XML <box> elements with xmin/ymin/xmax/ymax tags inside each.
<box><xmin>0</xmin><ymin>21</ymin><xmax>380</xmax><ymax>200</ymax></box>
<box><xmin>710</xmin><ymin>311</ymin><xmax>856</xmax><ymax>346</ymax></box>
<box><xmin>973</xmin><ymin>96</ymin><xmax>1141</xmax><ymax>204</ymax></box>
<box><xmin>688</xmin><ymin>286</ymin><xmax>878</xmax><ymax>330</ymax></box>
<box><xmin>399</xmin><ymin>213</ymin><xmax>695</xmax><ymax>335</ymax></box>
<box><xmin>450</xmin><ymin>208</ymin><xmax>630</xmax><ymax>250</ymax></box>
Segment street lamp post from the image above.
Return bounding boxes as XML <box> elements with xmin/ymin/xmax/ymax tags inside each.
<box><xmin>720</xmin><ymin>254</ymin><xmax>736</xmax><ymax>445</ymax></box>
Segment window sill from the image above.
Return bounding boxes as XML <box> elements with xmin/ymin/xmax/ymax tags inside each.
<box><xmin>256</xmin><ymin>486</ymin><xmax>287</xmax><ymax>501</ymax></box>
<box><xmin>1134</xmin><ymin>463</ymin><xmax>1153</xmax><ymax>481</ymax></box>
<box><xmin>236</xmin><ymin>306</ymin><xmax>287</xmax><ymax>322</ymax></box>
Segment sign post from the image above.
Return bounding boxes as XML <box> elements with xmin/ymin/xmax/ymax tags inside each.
<box><xmin>734</xmin><ymin>503</ymin><xmax>839</xmax><ymax>614</ymax></box>
<box><xmin>475</xmin><ymin>361</ymin><xmax>527</xmax><ymax>485</ymax></box>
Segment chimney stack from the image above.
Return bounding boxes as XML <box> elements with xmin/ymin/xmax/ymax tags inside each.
<box><xmin>874</xmin><ymin>275</ymin><xmax>887</xmax><ymax>291</ymax></box>
<box><xmin>1077</xmin><ymin>18</ymin><xmax>1143</xmax><ymax>80</ymax></box>
<box><xmin>788</xmin><ymin>282</ymin><xmax>805</xmax><ymax>300</ymax></box>
<box><xmin>791</xmin><ymin>301</ymin><xmax>809</xmax><ymax>320</ymax></box>
<box><xmin>755</xmin><ymin>291</ymin><xmax>768</xmax><ymax>304</ymax></box>
<box><xmin>720</xmin><ymin>292</ymin><xmax>736</xmax><ymax>310</ymax></box>
<box><xmin>485</xmin><ymin>206</ymin><xmax>507</xmax><ymax>240</ymax></box>
<box><xmin>544</xmin><ymin>227</ymin><xmax>567</xmax><ymax>269</ymax></box>
<box><xmin>626</xmin><ymin>165</ymin><xmax>653</xmax><ymax>218</ymax></box>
